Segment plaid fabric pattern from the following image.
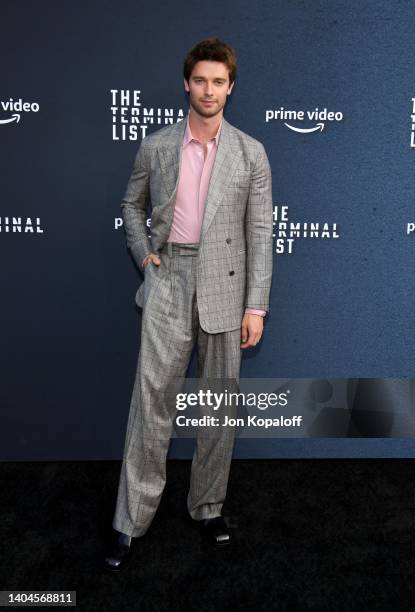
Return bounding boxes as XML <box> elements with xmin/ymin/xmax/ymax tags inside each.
<box><xmin>121</xmin><ymin>116</ymin><xmax>273</xmax><ymax>333</ymax></box>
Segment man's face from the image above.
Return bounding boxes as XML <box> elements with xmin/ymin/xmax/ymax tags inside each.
<box><xmin>184</xmin><ymin>60</ymin><xmax>234</xmax><ymax>119</ymax></box>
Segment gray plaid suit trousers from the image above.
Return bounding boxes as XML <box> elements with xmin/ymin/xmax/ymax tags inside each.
<box><xmin>112</xmin><ymin>241</ymin><xmax>242</xmax><ymax>538</ymax></box>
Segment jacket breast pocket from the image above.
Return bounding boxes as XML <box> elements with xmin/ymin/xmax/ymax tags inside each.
<box><xmin>226</xmin><ymin>169</ymin><xmax>250</xmax><ymax>192</ymax></box>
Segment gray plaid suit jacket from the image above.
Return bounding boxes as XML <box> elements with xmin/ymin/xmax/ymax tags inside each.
<box><xmin>121</xmin><ymin>115</ymin><xmax>273</xmax><ymax>333</ymax></box>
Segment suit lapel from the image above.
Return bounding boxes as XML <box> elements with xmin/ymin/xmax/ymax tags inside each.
<box><xmin>200</xmin><ymin>117</ymin><xmax>243</xmax><ymax>241</ymax></box>
<box><xmin>157</xmin><ymin>119</ymin><xmax>186</xmax><ymax>200</ymax></box>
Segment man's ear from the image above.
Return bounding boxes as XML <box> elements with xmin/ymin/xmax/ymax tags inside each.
<box><xmin>227</xmin><ymin>80</ymin><xmax>235</xmax><ymax>95</ymax></box>
<box><xmin>184</xmin><ymin>78</ymin><xmax>190</xmax><ymax>93</ymax></box>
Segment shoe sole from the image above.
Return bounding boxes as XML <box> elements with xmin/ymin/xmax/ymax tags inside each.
<box><xmin>203</xmin><ymin>534</ymin><xmax>231</xmax><ymax>547</ymax></box>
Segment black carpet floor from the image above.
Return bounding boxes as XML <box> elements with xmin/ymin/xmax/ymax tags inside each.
<box><xmin>1</xmin><ymin>459</ymin><xmax>415</xmax><ymax>611</ymax></box>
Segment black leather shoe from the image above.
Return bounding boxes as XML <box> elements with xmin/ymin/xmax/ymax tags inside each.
<box><xmin>201</xmin><ymin>516</ymin><xmax>231</xmax><ymax>547</ymax></box>
<box><xmin>102</xmin><ymin>530</ymin><xmax>133</xmax><ymax>572</ymax></box>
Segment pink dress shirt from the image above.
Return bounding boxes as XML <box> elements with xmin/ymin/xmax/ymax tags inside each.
<box><xmin>147</xmin><ymin>113</ymin><xmax>265</xmax><ymax>317</ymax></box>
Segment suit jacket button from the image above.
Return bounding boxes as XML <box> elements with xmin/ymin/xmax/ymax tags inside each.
<box><xmin>229</xmin><ymin>270</ymin><xmax>235</xmax><ymax>276</ymax></box>
<box><xmin>226</xmin><ymin>238</ymin><xmax>232</xmax><ymax>244</ymax></box>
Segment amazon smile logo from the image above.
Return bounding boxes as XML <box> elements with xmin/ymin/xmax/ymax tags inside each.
<box><xmin>0</xmin><ymin>98</ymin><xmax>40</xmax><ymax>125</ymax></box>
<box><xmin>265</xmin><ymin>106</ymin><xmax>343</xmax><ymax>134</ymax></box>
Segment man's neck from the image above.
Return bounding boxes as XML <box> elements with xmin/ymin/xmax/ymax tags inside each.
<box><xmin>188</xmin><ymin>108</ymin><xmax>222</xmax><ymax>144</ymax></box>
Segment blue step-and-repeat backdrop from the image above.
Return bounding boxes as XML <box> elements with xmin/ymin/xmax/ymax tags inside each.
<box><xmin>2</xmin><ymin>0</ymin><xmax>415</xmax><ymax>460</ymax></box>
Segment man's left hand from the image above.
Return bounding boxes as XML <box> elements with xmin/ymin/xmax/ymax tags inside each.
<box><xmin>240</xmin><ymin>313</ymin><xmax>264</xmax><ymax>349</ymax></box>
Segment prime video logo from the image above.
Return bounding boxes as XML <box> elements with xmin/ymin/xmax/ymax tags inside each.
<box><xmin>0</xmin><ymin>98</ymin><xmax>40</xmax><ymax>125</ymax></box>
<box><xmin>266</xmin><ymin>106</ymin><xmax>343</xmax><ymax>133</ymax></box>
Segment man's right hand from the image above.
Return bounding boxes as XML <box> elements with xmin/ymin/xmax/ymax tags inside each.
<box><xmin>142</xmin><ymin>253</ymin><xmax>161</xmax><ymax>270</ymax></box>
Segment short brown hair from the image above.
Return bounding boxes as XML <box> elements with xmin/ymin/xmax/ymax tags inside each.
<box><xmin>183</xmin><ymin>38</ymin><xmax>237</xmax><ymax>85</ymax></box>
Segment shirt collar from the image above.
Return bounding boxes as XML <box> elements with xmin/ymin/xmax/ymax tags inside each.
<box><xmin>183</xmin><ymin>112</ymin><xmax>222</xmax><ymax>147</ymax></box>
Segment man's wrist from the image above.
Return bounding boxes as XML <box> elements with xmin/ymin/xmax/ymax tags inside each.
<box><xmin>141</xmin><ymin>252</ymin><xmax>152</xmax><ymax>270</ymax></box>
<box><xmin>245</xmin><ymin>307</ymin><xmax>266</xmax><ymax>317</ymax></box>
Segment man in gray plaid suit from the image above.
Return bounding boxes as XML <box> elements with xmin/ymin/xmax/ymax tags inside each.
<box><xmin>103</xmin><ymin>38</ymin><xmax>273</xmax><ymax>572</ymax></box>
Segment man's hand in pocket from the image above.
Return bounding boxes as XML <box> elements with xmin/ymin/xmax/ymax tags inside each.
<box><xmin>142</xmin><ymin>253</ymin><xmax>161</xmax><ymax>270</ymax></box>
